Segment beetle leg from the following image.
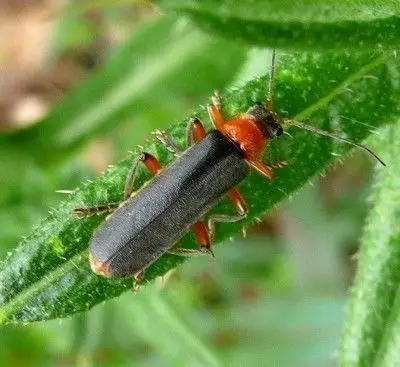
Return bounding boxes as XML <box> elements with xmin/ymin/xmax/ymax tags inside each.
<box><xmin>72</xmin><ymin>153</ymin><xmax>162</xmax><ymax>217</ymax></box>
<box><xmin>207</xmin><ymin>212</ymin><xmax>247</xmax><ymax>244</ymax></box>
<box><xmin>124</xmin><ymin>152</ymin><xmax>162</xmax><ymax>199</ymax></box>
<box><xmin>226</xmin><ymin>187</ymin><xmax>248</xmax><ymax>216</ymax></box>
<box><xmin>153</xmin><ymin>129</ymin><xmax>182</xmax><ymax>157</ymax></box>
<box><xmin>245</xmin><ymin>160</ymin><xmax>276</xmax><ymax>180</ymax></box>
<box><xmin>132</xmin><ymin>270</ymin><xmax>145</xmax><ymax>293</ymax></box>
<box><xmin>167</xmin><ymin>221</ymin><xmax>214</xmax><ymax>258</ymax></box>
<box><xmin>186</xmin><ymin>118</ymin><xmax>207</xmax><ymax>147</ymax></box>
<box><xmin>246</xmin><ymin>159</ymin><xmax>287</xmax><ymax>180</ymax></box>
<box><xmin>207</xmin><ymin>90</ymin><xmax>225</xmax><ymax>131</ymax></box>
<box><xmin>268</xmin><ymin>160</ymin><xmax>288</xmax><ymax>169</ymax></box>
<box><xmin>168</xmin><ymin>188</ymin><xmax>248</xmax><ymax>257</ymax></box>
<box><xmin>124</xmin><ymin>153</ymin><xmax>146</xmax><ymax>199</ymax></box>
<box><xmin>191</xmin><ymin>221</ymin><xmax>214</xmax><ymax>257</ymax></box>
<box><xmin>72</xmin><ymin>202</ymin><xmax>120</xmax><ymax>218</ymax></box>
<box><xmin>167</xmin><ymin>247</ymin><xmax>214</xmax><ymax>257</ymax></box>
<box><xmin>207</xmin><ymin>187</ymin><xmax>248</xmax><ymax>243</ymax></box>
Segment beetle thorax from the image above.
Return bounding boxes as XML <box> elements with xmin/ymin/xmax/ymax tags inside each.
<box><xmin>221</xmin><ymin>117</ymin><xmax>267</xmax><ymax>160</ymax></box>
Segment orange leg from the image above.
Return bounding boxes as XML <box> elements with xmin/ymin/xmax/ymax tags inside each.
<box><xmin>167</xmin><ymin>220</ymin><xmax>214</xmax><ymax>258</ymax></box>
<box><xmin>171</xmin><ymin>188</ymin><xmax>248</xmax><ymax>257</ymax></box>
<box><xmin>192</xmin><ymin>222</ymin><xmax>211</xmax><ymax>247</ymax></box>
<box><xmin>227</xmin><ymin>188</ymin><xmax>248</xmax><ymax>216</ymax></box>
<box><xmin>141</xmin><ymin>152</ymin><xmax>162</xmax><ymax>175</ymax></box>
<box><xmin>192</xmin><ymin>221</ymin><xmax>214</xmax><ymax>257</ymax></box>
<box><xmin>246</xmin><ymin>159</ymin><xmax>288</xmax><ymax>180</ymax></box>
<box><xmin>206</xmin><ymin>187</ymin><xmax>248</xmax><ymax>243</ymax></box>
<box><xmin>246</xmin><ymin>160</ymin><xmax>275</xmax><ymax>180</ymax></box>
<box><xmin>186</xmin><ymin>118</ymin><xmax>207</xmax><ymax>146</ymax></box>
<box><xmin>124</xmin><ymin>152</ymin><xmax>162</xmax><ymax>199</ymax></box>
<box><xmin>207</xmin><ymin>91</ymin><xmax>225</xmax><ymax>131</ymax></box>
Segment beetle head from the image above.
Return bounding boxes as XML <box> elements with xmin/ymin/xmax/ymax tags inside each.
<box><xmin>247</xmin><ymin>102</ymin><xmax>283</xmax><ymax>139</ymax></box>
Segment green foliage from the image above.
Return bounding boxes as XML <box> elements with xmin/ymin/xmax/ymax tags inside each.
<box><xmin>341</xmin><ymin>123</ymin><xmax>400</xmax><ymax>366</ymax></box>
<box><xmin>0</xmin><ymin>17</ymin><xmax>244</xmax><ymax>167</ymax></box>
<box><xmin>2</xmin><ymin>1</ymin><xmax>400</xmax><ymax>365</ymax></box>
<box><xmin>123</xmin><ymin>287</ymin><xmax>220</xmax><ymax>366</ymax></box>
<box><xmin>159</xmin><ymin>0</ymin><xmax>400</xmax><ymax>49</ymax></box>
<box><xmin>0</xmin><ymin>50</ymin><xmax>397</xmax><ymax>325</ymax></box>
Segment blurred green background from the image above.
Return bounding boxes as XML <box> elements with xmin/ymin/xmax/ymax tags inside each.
<box><xmin>0</xmin><ymin>1</ymin><xmax>378</xmax><ymax>366</ymax></box>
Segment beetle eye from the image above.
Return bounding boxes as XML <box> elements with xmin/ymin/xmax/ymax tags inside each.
<box><xmin>266</xmin><ymin>121</ymin><xmax>283</xmax><ymax>138</ymax></box>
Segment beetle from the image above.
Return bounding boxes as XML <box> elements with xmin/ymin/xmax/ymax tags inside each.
<box><xmin>73</xmin><ymin>50</ymin><xmax>384</xmax><ymax>286</ymax></box>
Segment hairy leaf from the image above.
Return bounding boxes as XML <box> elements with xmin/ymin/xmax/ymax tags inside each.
<box><xmin>0</xmin><ymin>51</ymin><xmax>398</xmax><ymax>324</ymax></box>
<box><xmin>159</xmin><ymin>0</ymin><xmax>400</xmax><ymax>49</ymax></box>
<box><xmin>340</xmin><ymin>123</ymin><xmax>400</xmax><ymax>366</ymax></box>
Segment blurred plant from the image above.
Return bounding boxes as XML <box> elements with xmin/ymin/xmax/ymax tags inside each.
<box><xmin>0</xmin><ymin>1</ymin><xmax>399</xmax><ymax>366</ymax></box>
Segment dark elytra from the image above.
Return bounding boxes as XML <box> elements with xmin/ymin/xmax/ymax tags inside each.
<box><xmin>90</xmin><ymin>130</ymin><xmax>250</xmax><ymax>277</ymax></box>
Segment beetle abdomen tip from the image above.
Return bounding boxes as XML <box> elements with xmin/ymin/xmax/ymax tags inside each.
<box><xmin>89</xmin><ymin>252</ymin><xmax>111</xmax><ymax>277</ymax></box>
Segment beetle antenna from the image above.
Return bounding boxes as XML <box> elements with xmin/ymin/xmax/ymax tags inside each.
<box><xmin>266</xmin><ymin>48</ymin><xmax>276</xmax><ymax>111</ymax></box>
<box><xmin>286</xmin><ymin>119</ymin><xmax>386</xmax><ymax>166</ymax></box>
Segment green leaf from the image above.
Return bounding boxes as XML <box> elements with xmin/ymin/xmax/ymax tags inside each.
<box><xmin>0</xmin><ymin>50</ymin><xmax>398</xmax><ymax>324</ymax></box>
<box><xmin>62</xmin><ymin>0</ymin><xmax>149</xmax><ymax>16</ymax></box>
<box><xmin>340</xmin><ymin>123</ymin><xmax>400</xmax><ymax>366</ymax></box>
<box><xmin>62</xmin><ymin>0</ymin><xmax>153</xmax><ymax>15</ymax></box>
<box><xmin>123</xmin><ymin>288</ymin><xmax>220</xmax><ymax>366</ymax></box>
<box><xmin>0</xmin><ymin>16</ymin><xmax>244</xmax><ymax>166</ymax></box>
<box><xmin>159</xmin><ymin>0</ymin><xmax>400</xmax><ymax>50</ymax></box>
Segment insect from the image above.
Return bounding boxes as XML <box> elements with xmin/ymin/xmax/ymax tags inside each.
<box><xmin>73</xmin><ymin>50</ymin><xmax>385</xmax><ymax>287</ymax></box>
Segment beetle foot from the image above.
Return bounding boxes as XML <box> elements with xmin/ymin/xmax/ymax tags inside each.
<box><xmin>200</xmin><ymin>246</ymin><xmax>215</xmax><ymax>259</ymax></box>
<box><xmin>132</xmin><ymin>271</ymin><xmax>145</xmax><ymax>293</ymax></box>
<box><xmin>268</xmin><ymin>160</ymin><xmax>288</xmax><ymax>169</ymax></box>
<box><xmin>167</xmin><ymin>247</ymin><xmax>214</xmax><ymax>258</ymax></box>
<box><xmin>153</xmin><ymin>129</ymin><xmax>181</xmax><ymax>156</ymax></box>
